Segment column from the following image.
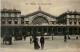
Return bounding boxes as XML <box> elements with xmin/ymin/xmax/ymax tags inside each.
<box><xmin>42</xmin><ymin>27</ymin><xmax>43</xmax><ymax>33</ymax></box>
<box><xmin>57</xmin><ymin>27</ymin><xmax>58</xmax><ymax>35</ymax></box>
<box><xmin>52</xmin><ymin>27</ymin><xmax>54</xmax><ymax>40</ymax></box>
<box><xmin>69</xmin><ymin>27</ymin><xmax>71</xmax><ymax>35</ymax></box>
<box><xmin>72</xmin><ymin>27</ymin><xmax>74</xmax><ymax>35</ymax></box>
<box><xmin>31</xmin><ymin>27</ymin><xmax>33</xmax><ymax>34</ymax></box>
<box><xmin>18</xmin><ymin>18</ymin><xmax>20</xmax><ymax>24</ymax></box>
<box><xmin>77</xmin><ymin>19</ymin><xmax>78</xmax><ymax>25</ymax></box>
<box><xmin>77</xmin><ymin>27</ymin><xmax>78</xmax><ymax>35</ymax></box>
<box><xmin>6</xmin><ymin>27</ymin><xmax>8</xmax><ymax>35</ymax></box>
<box><xmin>67</xmin><ymin>27</ymin><xmax>69</xmax><ymax>35</ymax></box>
<box><xmin>12</xmin><ymin>27</ymin><xmax>14</xmax><ymax>37</ymax></box>
<box><xmin>25</xmin><ymin>27</ymin><xmax>27</xmax><ymax>35</ymax></box>
<box><xmin>19</xmin><ymin>27</ymin><xmax>22</xmax><ymax>35</ymax></box>
<box><xmin>52</xmin><ymin>27</ymin><xmax>53</xmax><ymax>33</ymax></box>
<box><xmin>5</xmin><ymin>18</ymin><xmax>7</xmax><ymax>25</ymax></box>
<box><xmin>62</xmin><ymin>27</ymin><xmax>63</xmax><ymax>35</ymax></box>
<box><xmin>72</xmin><ymin>19</ymin><xmax>74</xmax><ymax>25</ymax></box>
<box><xmin>37</xmin><ymin>27</ymin><xmax>38</xmax><ymax>33</ymax></box>
<box><xmin>67</xmin><ymin>18</ymin><xmax>69</xmax><ymax>25</ymax></box>
<box><xmin>12</xmin><ymin>18</ymin><xmax>14</xmax><ymax>25</ymax></box>
<box><xmin>68</xmin><ymin>27</ymin><xmax>69</xmax><ymax>35</ymax></box>
<box><xmin>47</xmin><ymin>27</ymin><xmax>48</xmax><ymax>34</ymax></box>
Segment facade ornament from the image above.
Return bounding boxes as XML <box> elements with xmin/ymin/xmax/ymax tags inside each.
<box><xmin>39</xmin><ymin>6</ymin><xmax>41</xmax><ymax>11</ymax></box>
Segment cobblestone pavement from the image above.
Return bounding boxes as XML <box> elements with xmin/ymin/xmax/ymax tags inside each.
<box><xmin>0</xmin><ymin>36</ymin><xmax>80</xmax><ymax>52</ymax></box>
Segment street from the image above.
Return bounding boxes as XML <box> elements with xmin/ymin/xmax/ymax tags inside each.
<box><xmin>0</xmin><ymin>36</ymin><xmax>80</xmax><ymax>52</ymax></box>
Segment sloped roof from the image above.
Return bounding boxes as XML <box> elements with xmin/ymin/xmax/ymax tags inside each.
<box><xmin>21</xmin><ymin>10</ymin><xmax>57</xmax><ymax>18</ymax></box>
<box><xmin>59</xmin><ymin>11</ymin><xmax>80</xmax><ymax>17</ymax></box>
<box><xmin>1</xmin><ymin>9</ymin><xmax>21</xmax><ymax>13</ymax></box>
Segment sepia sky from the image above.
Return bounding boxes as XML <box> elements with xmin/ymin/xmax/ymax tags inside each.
<box><xmin>1</xmin><ymin>0</ymin><xmax>80</xmax><ymax>16</ymax></box>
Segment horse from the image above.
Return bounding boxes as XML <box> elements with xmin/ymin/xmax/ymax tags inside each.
<box><xmin>3</xmin><ymin>36</ymin><xmax>10</xmax><ymax>44</ymax></box>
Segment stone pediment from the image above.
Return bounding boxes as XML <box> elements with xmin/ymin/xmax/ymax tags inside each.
<box><xmin>23</xmin><ymin>10</ymin><xmax>56</xmax><ymax>18</ymax></box>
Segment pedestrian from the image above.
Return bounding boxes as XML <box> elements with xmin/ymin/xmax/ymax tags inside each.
<box><xmin>68</xmin><ymin>35</ymin><xmax>70</xmax><ymax>40</ymax></box>
<box><xmin>3</xmin><ymin>36</ymin><xmax>6</xmax><ymax>44</ymax></box>
<box><xmin>23</xmin><ymin>35</ymin><xmax>26</xmax><ymax>40</ymax></box>
<box><xmin>76</xmin><ymin>35</ymin><xmax>78</xmax><ymax>39</ymax></box>
<box><xmin>30</xmin><ymin>36</ymin><xmax>32</xmax><ymax>44</ymax></box>
<box><xmin>51</xmin><ymin>33</ymin><xmax>54</xmax><ymax>40</ymax></box>
<box><xmin>9</xmin><ymin>35</ymin><xmax>12</xmax><ymax>45</ymax></box>
<box><xmin>33</xmin><ymin>37</ymin><xmax>40</xmax><ymax>49</ymax></box>
<box><xmin>40</xmin><ymin>36</ymin><xmax>45</xmax><ymax>49</ymax></box>
<box><xmin>64</xmin><ymin>34</ymin><xmax>67</xmax><ymax>42</ymax></box>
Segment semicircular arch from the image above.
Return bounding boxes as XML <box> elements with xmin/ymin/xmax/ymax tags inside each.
<box><xmin>31</xmin><ymin>16</ymin><xmax>49</xmax><ymax>25</ymax></box>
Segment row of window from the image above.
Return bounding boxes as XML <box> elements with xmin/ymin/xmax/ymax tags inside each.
<box><xmin>69</xmin><ymin>19</ymin><xmax>80</xmax><ymax>22</ymax></box>
<box><xmin>2</xmin><ymin>21</ymin><xmax>18</xmax><ymax>24</ymax></box>
<box><xmin>2</xmin><ymin>20</ymin><xmax>80</xmax><ymax>25</ymax></box>
<box><xmin>1</xmin><ymin>13</ymin><xmax>20</xmax><ymax>17</ymax></box>
<box><xmin>69</xmin><ymin>22</ymin><xmax>80</xmax><ymax>25</ymax></box>
<box><xmin>67</xmin><ymin>15</ymin><xmax>80</xmax><ymax>18</ymax></box>
<box><xmin>2</xmin><ymin>21</ymin><xmax>30</xmax><ymax>24</ymax></box>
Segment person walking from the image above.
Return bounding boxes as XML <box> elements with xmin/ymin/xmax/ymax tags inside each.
<box><xmin>40</xmin><ymin>36</ymin><xmax>45</xmax><ymax>49</ymax></box>
<box><xmin>68</xmin><ymin>35</ymin><xmax>70</xmax><ymax>40</ymax></box>
<box><xmin>76</xmin><ymin>35</ymin><xmax>79</xmax><ymax>39</ymax></box>
<box><xmin>33</xmin><ymin>37</ymin><xmax>40</xmax><ymax>49</ymax></box>
<box><xmin>23</xmin><ymin>35</ymin><xmax>26</xmax><ymax>41</ymax></box>
<box><xmin>30</xmin><ymin>36</ymin><xmax>32</xmax><ymax>44</ymax></box>
<box><xmin>64</xmin><ymin>34</ymin><xmax>67</xmax><ymax>42</ymax></box>
<box><xmin>9</xmin><ymin>35</ymin><xmax>12</xmax><ymax>45</ymax></box>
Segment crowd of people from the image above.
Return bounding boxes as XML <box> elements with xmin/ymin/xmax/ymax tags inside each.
<box><xmin>64</xmin><ymin>35</ymin><xmax>79</xmax><ymax>42</ymax></box>
<box><xmin>32</xmin><ymin>36</ymin><xmax>45</xmax><ymax>49</ymax></box>
<box><xmin>2</xmin><ymin>33</ymin><xmax>79</xmax><ymax>50</ymax></box>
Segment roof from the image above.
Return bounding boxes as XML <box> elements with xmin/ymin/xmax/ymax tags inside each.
<box><xmin>59</xmin><ymin>11</ymin><xmax>80</xmax><ymax>17</ymax></box>
<box><xmin>1</xmin><ymin>9</ymin><xmax>21</xmax><ymax>13</ymax></box>
<box><xmin>21</xmin><ymin>10</ymin><xmax>57</xmax><ymax>18</ymax></box>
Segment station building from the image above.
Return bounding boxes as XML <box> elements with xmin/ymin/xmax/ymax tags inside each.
<box><xmin>1</xmin><ymin>7</ymin><xmax>80</xmax><ymax>37</ymax></box>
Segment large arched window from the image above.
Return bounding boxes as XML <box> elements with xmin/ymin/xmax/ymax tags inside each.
<box><xmin>32</xmin><ymin>16</ymin><xmax>49</xmax><ymax>25</ymax></box>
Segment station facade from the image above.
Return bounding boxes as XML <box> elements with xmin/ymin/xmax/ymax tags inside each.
<box><xmin>1</xmin><ymin>7</ymin><xmax>80</xmax><ymax>37</ymax></box>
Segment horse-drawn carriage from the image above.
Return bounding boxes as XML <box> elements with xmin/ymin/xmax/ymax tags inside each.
<box><xmin>3</xmin><ymin>36</ymin><xmax>11</xmax><ymax>44</ymax></box>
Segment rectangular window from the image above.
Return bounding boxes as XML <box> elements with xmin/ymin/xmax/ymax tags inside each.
<box><xmin>25</xmin><ymin>21</ymin><xmax>29</xmax><ymax>24</ymax></box>
<box><xmin>14</xmin><ymin>21</ymin><xmax>18</xmax><ymax>24</ymax></box>
<box><xmin>8</xmin><ymin>21</ymin><xmax>11</xmax><ymax>24</ymax></box>
<box><xmin>74</xmin><ymin>22</ymin><xmax>76</xmax><ymax>25</ymax></box>
<box><xmin>26</xmin><ymin>21</ymin><xmax>28</xmax><ymax>24</ymax></box>
<box><xmin>9</xmin><ymin>13</ymin><xmax>11</xmax><ymax>17</ymax></box>
<box><xmin>15</xmin><ymin>14</ymin><xmax>17</xmax><ymax>17</ymax></box>
<box><xmin>21</xmin><ymin>21</ymin><xmax>24</xmax><ymax>24</ymax></box>
<box><xmin>52</xmin><ymin>22</ymin><xmax>54</xmax><ymax>24</ymax></box>
<box><xmin>11</xmin><ymin>14</ymin><xmax>15</xmax><ymax>17</ymax></box>
<box><xmin>70</xmin><ymin>22</ymin><xmax>72</xmax><ymax>25</ymax></box>
<box><xmin>21</xmin><ymin>18</ymin><xmax>24</xmax><ymax>24</ymax></box>
<box><xmin>79</xmin><ymin>22</ymin><xmax>80</xmax><ymax>25</ymax></box>
<box><xmin>74</xmin><ymin>19</ymin><xmax>77</xmax><ymax>22</ymax></box>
